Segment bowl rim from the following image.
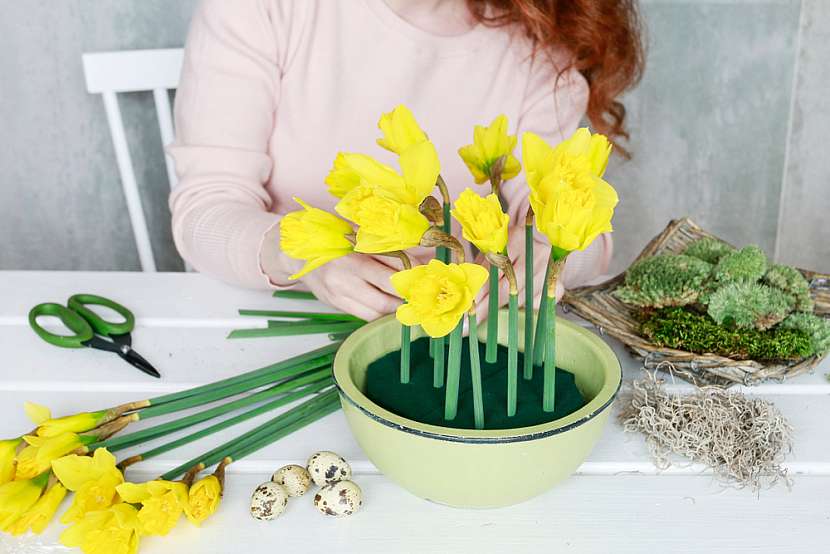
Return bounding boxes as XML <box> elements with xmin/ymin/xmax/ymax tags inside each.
<box><xmin>333</xmin><ymin>313</ymin><xmax>622</xmax><ymax>444</ymax></box>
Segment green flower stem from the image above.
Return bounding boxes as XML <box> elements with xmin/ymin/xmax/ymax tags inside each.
<box><xmin>523</xmin><ymin>220</ymin><xmax>534</xmax><ymax>380</ymax></box>
<box><xmin>532</xmin><ymin>262</ymin><xmax>552</xmax><ymax>366</ymax></box>
<box><xmin>141</xmin><ymin>358</ymin><xmax>333</xmax><ymax>418</ymax></box>
<box><xmin>485</xmin><ymin>264</ymin><xmax>500</xmax><ymax>363</ymax></box>
<box><xmin>468</xmin><ymin>313</ymin><xmax>484</xmax><ymax>429</ymax></box>
<box><xmin>542</xmin><ymin>291</ymin><xmax>557</xmax><ymax>412</ymax></box>
<box><xmin>228</xmin><ymin>320</ymin><xmax>362</xmax><ymax>339</ymax></box>
<box><xmin>507</xmin><ymin>293</ymin><xmax>519</xmax><ymax>417</ymax></box>
<box><xmin>97</xmin><ymin>369</ymin><xmax>332</xmax><ymax>451</ymax></box>
<box><xmin>148</xmin><ymin>343</ymin><xmax>340</xmax><ymax>406</ymax></box>
<box><xmin>400</xmin><ymin>324</ymin><xmax>411</xmax><ymax>384</ymax></box>
<box><xmin>238</xmin><ymin>309</ymin><xmax>364</xmax><ymax>323</ymax></box>
<box><xmin>226</xmin><ymin>398</ymin><xmax>340</xmax><ymax>464</ymax></box>
<box><xmin>160</xmin><ymin>389</ymin><xmax>339</xmax><ymax>480</ymax></box>
<box><xmin>112</xmin><ymin>380</ymin><xmax>331</xmax><ymax>461</ymax></box>
<box><xmin>443</xmin><ymin>321</ymin><xmax>464</xmax><ymax>420</ymax></box>
<box><xmin>433</xmin><ymin>335</ymin><xmax>445</xmax><ymax>388</ymax></box>
<box><xmin>429</xmin><ymin>337</ymin><xmax>436</xmax><ymax>359</ymax></box>
<box><xmin>272</xmin><ymin>290</ymin><xmax>317</xmax><ymax>300</ymax></box>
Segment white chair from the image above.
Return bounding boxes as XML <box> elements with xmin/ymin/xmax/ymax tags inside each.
<box><xmin>82</xmin><ymin>48</ymin><xmax>184</xmax><ymax>272</ymax></box>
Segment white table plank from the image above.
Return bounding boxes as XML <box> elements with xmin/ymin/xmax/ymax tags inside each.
<box><xmin>2</xmin><ymin>473</ymin><xmax>828</xmax><ymax>554</ymax></box>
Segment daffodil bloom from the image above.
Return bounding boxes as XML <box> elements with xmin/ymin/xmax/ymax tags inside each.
<box><xmin>61</xmin><ymin>503</ymin><xmax>141</xmax><ymax>554</ymax></box>
<box><xmin>279</xmin><ymin>197</ymin><xmax>355</xmax><ymax>279</ymax></box>
<box><xmin>458</xmin><ymin>114</ymin><xmax>521</xmax><ymax>185</ymax></box>
<box><xmin>522</xmin><ymin>128</ymin><xmax>612</xmax><ymax>195</ymax></box>
<box><xmin>117</xmin><ymin>480</ymin><xmax>189</xmax><ymax>536</ymax></box>
<box><xmin>52</xmin><ymin>448</ymin><xmax>124</xmax><ymax>523</ymax></box>
<box><xmin>6</xmin><ymin>483</ymin><xmax>67</xmax><ymax>535</ymax></box>
<box><xmin>184</xmin><ymin>475</ymin><xmax>222</xmax><ymax>525</ymax></box>
<box><xmin>0</xmin><ymin>472</ymin><xmax>49</xmax><ymax>529</ymax></box>
<box><xmin>532</xmin><ymin>175</ymin><xmax>618</xmax><ymax>253</ymax></box>
<box><xmin>13</xmin><ymin>445</ymin><xmax>51</xmax><ymax>481</ymax></box>
<box><xmin>336</xmin><ymin>186</ymin><xmax>431</xmax><ymax>254</ymax></box>
<box><xmin>450</xmin><ymin>188</ymin><xmax>509</xmax><ymax>255</ymax></box>
<box><xmin>22</xmin><ymin>432</ymin><xmax>93</xmax><ymax>465</ymax></box>
<box><xmin>0</xmin><ymin>438</ymin><xmax>21</xmax><ymax>485</ymax></box>
<box><xmin>325</xmin><ymin>153</ymin><xmax>402</xmax><ymax>198</ymax></box>
<box><xmin>392</xmin><ymin>259</ymin><xmax>489</xmax><ymax>338</ymax></box>
<box><xmin>376</xmin><ymin>104</ymin><xmax>428</xmax><ymax>154</ymax></box>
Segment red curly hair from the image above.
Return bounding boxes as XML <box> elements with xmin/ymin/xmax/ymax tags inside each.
<box><xmin>467</xmin><ymin>0</ymin><xmax>645</xmax><ymax>156</ymax></box>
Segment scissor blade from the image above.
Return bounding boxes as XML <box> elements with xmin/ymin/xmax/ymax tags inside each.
<box><xmin>120</xmin><ymin>348</ymin><xmax>161</xmax><ymax>379</ymax></box>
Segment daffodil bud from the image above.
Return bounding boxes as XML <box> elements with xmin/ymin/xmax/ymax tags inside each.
<box><xmin>458</xmin><ymin>115</ymin><xmax>521</xmax><ymax>186</ymax></box>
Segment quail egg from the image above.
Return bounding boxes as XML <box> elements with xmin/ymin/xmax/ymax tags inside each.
<box><xmin>249</xmin><ymin>481</ymin><xmax>288</xmax><ymax>521</ymax></box>
<box><xmin>271</xmin><ymin>464</ymin><xmax>312</xmax><ymax>497</ymax></box>
<box><xmin>313</xmin><ymin>480</ymin><xmax>363</xmax><ymax>517</ymax></box>
<box><xmin>306</xmin><ymin>451</ymin><xmax>351</xmax><ymax>486</ymax></box>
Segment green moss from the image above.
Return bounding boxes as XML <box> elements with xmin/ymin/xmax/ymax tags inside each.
<box><xmin>779</xmin><ymin>312</ymin><xmax>830</xmax><ymax>355</ymax></box>
<box><xmin>640</xmin><ymin>307</ymin><xmax>814</xmax><ymax>361</ymax></box>
<box><xmin>683</xmin><ymin>237</ymin><xmax>735</xmax><ymax>264</ymax></box>
<box><xmin>707</xmin><ymin>282</ymin><xmax>794</xmax><ymax>330</ymax></box>
<box><xmin>713</xmin><ymin>245</ymin><xmax>768</xmax><ymax>284</ymax></box>
<box><xmin>614</xmin><ymin>254</ymin><xmax>712</xmax><ymax>308</ymax></box>
<box><xmin>764</xmin><ymin>264</ymin><xmax>814</xmax><ymax>313</ymax></box>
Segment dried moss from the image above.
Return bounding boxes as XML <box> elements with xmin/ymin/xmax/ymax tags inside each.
<box><xmin>707</xmin><ymin>282</ymin><xmax>794</xmax><ymax>330</ymax></box>
<box><xmin>640</xmin><ymin>307</ymin><xmax>813</xmax><ymax>361</ymax></box>
<box><xmin>614</xmin><ymin>254</ymin><xmax>712</xmax><ymax>308</ymax></box>
<box><xmin>713</xmin><ymin>245</ymin><xmax>768</xmax><ymax>284</ymax></box>
<box><xmin>764</xmin><ymin>264</ymin><xmax>814</xmax><ymax>313</ymax></box>
<box><xmin>683</xmin><ymin>237</ymin><xmax>735</xmax><ymax>264</ymax></box>
<box><xmin>779</xmin><ymin>312</ymin><xmax>830</xmax><ymax>355</ymax></box>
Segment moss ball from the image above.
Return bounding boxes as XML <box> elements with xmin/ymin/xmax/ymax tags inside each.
<box><xmin>614</xmin><ymin>254</ymin><xmax>712</xmax><ymax>308</ymax></box>
<box><xmin>713</xmin><ymin>246</ymin><xmax>768</xmax><ymax>284</ymax></box>
<box><xmin>707</xmin><ymin>282</ymin><xmax>794</xmax><ymax>330</ymax></box>
<box><xmin>780</xmin><ymin>312</ymin><xmax>830</xmax><ymax>355</ymax></box>
<box><xmin>684</xmin><ymin>237</ymin><xmax>735</xmax><ymax>264</ymax></box>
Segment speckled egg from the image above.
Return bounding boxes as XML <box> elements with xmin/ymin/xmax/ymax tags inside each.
<box><xmin>306</xmin><ymin>451</ymin><xmax>351</xmax><ymax>486</ymax></box>
<box><xmin>313</xmin><ymin>480</ymin><xmax>363</xmax><ymax>517</ymax></box>
<box><xmin>249</xmin><ymin>481</ymin><xmax>288</xmax><ymax>521</ymax></box>
<box><xmin>271</xmin><ymin>464</ymin><xmax>312</xmax><ymax>497</ymax></box>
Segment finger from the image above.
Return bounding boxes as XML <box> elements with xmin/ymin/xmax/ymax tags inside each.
<box><xmin>357</xmin><ymin>259</ymin><xmax>400</xmax><ymax>297</ymax></box>
<box><xmin>344</xmin><ymin>279</ymin><xmax>401</xmax><ymax>318</ymax></box>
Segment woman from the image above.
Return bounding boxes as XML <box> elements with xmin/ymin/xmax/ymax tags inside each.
<box><xmin>169</xmin><ymin>0</ymin><xmax>643</xmax><ymax>321</ymax></box>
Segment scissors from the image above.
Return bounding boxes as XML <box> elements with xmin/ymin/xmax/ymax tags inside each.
<box><xmin>28</xmin><ymin>293</ymin><xmax>161</xmax><ymax>378</ymax></box>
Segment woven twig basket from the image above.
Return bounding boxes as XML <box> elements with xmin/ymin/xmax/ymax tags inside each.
<box><xmin>563</xmin><ymin>218</ymin><xmax>830</xmax><ymax>387</ymax></box>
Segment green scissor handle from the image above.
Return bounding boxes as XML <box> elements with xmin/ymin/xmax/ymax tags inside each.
<box><xmin>28</xmin><ymin>303</ymin><xmax>94</xmax><ymax>348</ymax></box>
<box><xmin>67</xmin><ymin>294</ymin><xmax>135</xmax><ymax>337</ymax></box>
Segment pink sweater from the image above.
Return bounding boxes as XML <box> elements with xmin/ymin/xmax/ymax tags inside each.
<box><xmin>169</xmin><ymin>0</ymin><xmax>612</xmax><ymax>291</ymax></box>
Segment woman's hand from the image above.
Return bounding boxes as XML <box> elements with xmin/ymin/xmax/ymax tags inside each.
<box><xmin>291</xmin><ymin>255</ymin><xmax>403</xmax><ymax>321</ymax></box>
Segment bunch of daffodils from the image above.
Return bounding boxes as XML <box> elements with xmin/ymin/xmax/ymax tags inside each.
<box><xmin>279</xmin><ymin>104</ymin><xmax>618</xmax><ymax>427</ymax></box>
<box><xmin>1</xmin><ymin>344</ymin><xmax>342</xmax><ymax>552</ymax></box>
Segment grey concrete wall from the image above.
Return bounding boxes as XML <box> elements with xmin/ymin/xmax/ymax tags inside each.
<box><xmin>0</xmin><ymin>0</ymin><xmax>827</xmax><ymax>275</ymax></box>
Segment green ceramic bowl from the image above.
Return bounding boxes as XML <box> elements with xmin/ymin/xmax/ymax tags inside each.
<box><xmin>332</xmin><ymin>310</ymin><xmax>621</xmax><ymax>508</ymax></box>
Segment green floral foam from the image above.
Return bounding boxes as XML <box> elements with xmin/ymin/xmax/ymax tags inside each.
<box><xmin>365</xmin><ymin>337</ymin><xmax>585</xmax><ymax>430</ymax></box>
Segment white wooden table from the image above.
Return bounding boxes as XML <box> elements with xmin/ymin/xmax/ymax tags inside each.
<box><xmin>1</xmin><ymin>271</ymin><xmax>828</xmax><ymax>553</ymax></box>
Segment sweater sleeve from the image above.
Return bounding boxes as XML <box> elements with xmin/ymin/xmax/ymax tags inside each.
<box><xmin>503</xmin><ymin>52</ymin><xmax>613</xmax><ymax>288</ymax></box>
<box><xmin>168</xmin><ymin>0</ymin><xmax>304</xmax><ymax>289</ymax></box>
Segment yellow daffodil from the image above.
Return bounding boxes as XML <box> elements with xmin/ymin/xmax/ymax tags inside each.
<box><xmin>325</xmin><ymin>153</ymin><xmax>402</xmax><ymax>198</ymax></box>
<box><xmin>184</xmin><ymin>475</ymin><xmax>222</xmax><ymax>525</ymax></box>
<box><xmin>280</xmin><ymin>197</ymin><xmax>355</xmax><ymax>279</ymax></box>
<box><xmin>24</xmin><ymin>402</ymin><xmax>52</xmax><ymax>425</ymax></box>
<box><xmin>522</xmin><ymin>128</ymin><xmax>612</xmax><ymax>194</ymax></box>
<box><xmin>336</xmin><ymin>185</ymin><xmax>431</xmax><ymax>253</ymax></box>
<box><xmin>533</xmin><ymin>176</ymin><xmax>617</xmax><ymax>253</ymax></box>
<box><xmin>377</xmin><ymin>104</ymin><xmax>428</xmax><ymax>154</ymax></box>
<box><xmin>13</xmin><ymin>445</ymin><xmax>51</xmax><ymax>481</ymax></box>
<box><xmin>0</xmin><ymin>472</ymin><xmax>49</xmax><ymax>529</ymax></box>
<box><xmin>117</xmin><ymin>480</ymin><xmax>189</xmax><ymax>536</ymax></box>
<box><xmin>391</xmin><ymin>259</ymin><xmax>489</xmax><ymax>337</ymax></box>
<box><xmin>450</xmin><ymin>188</ymin><xmax>509</xmax><ymax>255</ymax></box>
<box><xmin>52</xmin><ymin>448</ymin><xmax>124</xmax><ymax>523</ymax></box>
<box><xmin>458</xmin><ymin>114</ymin><xmax>521</xmax><ymax>185</ymax></box>
<box><xmin>0</xmin><ymin>438</ymin><xmax>21</xmax><ymax>485</ymax></box>
<box><xmin>6</xmin><ymin>483</ymin><xmax>67</xmax><ymax>535</ymax></box>
<box><xmin>61</xmin><ymin>503</ymin><xmax>141</xmax><ymax>554</ymax></box>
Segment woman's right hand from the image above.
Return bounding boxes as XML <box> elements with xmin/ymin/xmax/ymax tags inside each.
<box><xmin>291</xmin><ymin>255</ymin><xmax>403</xmax><ymax>321</ymax></box>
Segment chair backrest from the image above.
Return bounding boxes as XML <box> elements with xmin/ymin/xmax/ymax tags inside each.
<box><xmin>82</xmin><ymin>48</ymin><xmax>184</xmax><ymax>272</ymax></box>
